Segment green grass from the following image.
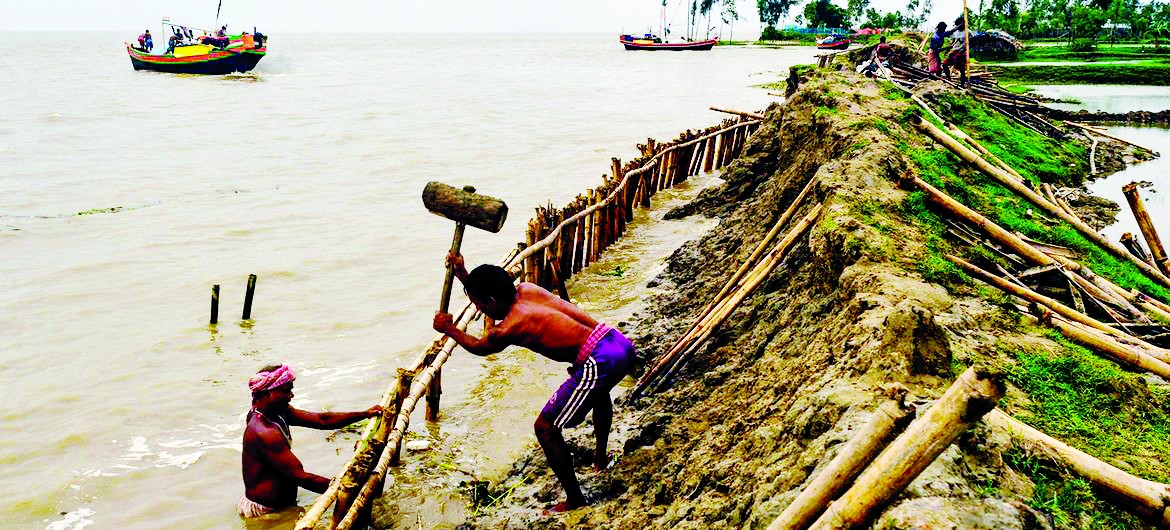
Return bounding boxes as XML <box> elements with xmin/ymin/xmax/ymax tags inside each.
<box><xmin>931</xmin><ymin>93</ymin><xmax>1086</xmax><ymax>186</ymax></box>
<box><xmin>983</xmin><ymin>62</ymin><xmax>1170</xmax><ymax>85</ymax></box>
<box><xmin>998</xmin><ymin>335</ymin><xmax>1170</xmax><ymax>527</ymax></box>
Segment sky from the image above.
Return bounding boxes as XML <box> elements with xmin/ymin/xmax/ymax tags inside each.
<box><xmin>2</xmin><ymin>0</ymin><xmax>969</xmax><ymax>35</ymax></box>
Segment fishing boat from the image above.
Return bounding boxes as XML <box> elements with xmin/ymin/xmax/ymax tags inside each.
<box><xmin>126</xmin><ymin>34</ymin><xmax>267</xmax><ymax>75</ymax></box>
<box><xmin>127</xmin><ymin>4</ymin><xmax>266</xmax><ymax>75</ymax></box>
<box><xmin>620</xmin><ymin>34</ymin><xmax>718</xmax><ymax>51</ymax></box>
<box><xmin>816</xmin><ymin>34</ymin><xmax>851</xmax><ymax>50</ymax></box>
<box><xmin>621</xmin><ymin>0</ymin><xmax>718</xmax><ymax>51</ymax></box>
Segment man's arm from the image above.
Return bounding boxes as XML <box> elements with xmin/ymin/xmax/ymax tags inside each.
<box><xmin>255</xmin><ymin>426</ymin><xmax>331</xmax><ymax>494</ymax></box>
<box><xmin>287</xmin><ymin>405</ymin><xmax>382</xmax><ymax>430</ymax></box>
<box><xmin>433</xmin><ymin>312</ymin><xmax>509</xmax><ymax>356</ymax></box>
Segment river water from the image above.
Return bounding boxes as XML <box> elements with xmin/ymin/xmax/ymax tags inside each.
<box><xmin>0</xmin><ymin>33</ymin><xmax>814</xmax><ymax>529</ymax></box>
<box><xmin>1027</xmin><ymin>85</ymin><xmax>1170</xmax><ymax>240</ymax></box>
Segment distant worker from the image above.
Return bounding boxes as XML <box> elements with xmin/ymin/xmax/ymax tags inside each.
<box><xmin>218</xmin><ymin>25</ymin><xmax>228</xmax><ymax>37</ymax></box>
<box><xmin>239</xmin><ymin>364</ymin><xmax>384</xmax><ymax>518</ymax></box>
<box><xmin>144</xmin><ymin>30</ymin><xmax>153</xmax><ymax>52</ymax></box>
<box><xmin>433</xmin><ymin>252</ymin><xmax>635</xmax><ymax>514</ymax></box>
<box><xmin>136</xmin><ymin>32</ymin><xmax>147</xmax><ymax>51</ymax></box>
<box><xmin>166</xmin><ymin>34</ymin><xmax>181</xmax><ymax>55</ymax></box>
<box><xmin>943</xmin><ymin>16</ymin><xmax>969</xmax><ymax>86</ymax></box>
<box><xmin>859</xmin><ymin>35</ymin><xmax>894</xmax><ymax>78</ymax></box>
<box><xmin>928</xmin><ymin>21</ymin><xmax>957</xmax><ymax>76</ymax></box>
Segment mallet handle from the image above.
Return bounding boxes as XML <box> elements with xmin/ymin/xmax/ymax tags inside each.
<box><xmin>439</xmin><ymin>223</ymin><xmax>466</xmax><ymax>313</ymax></box>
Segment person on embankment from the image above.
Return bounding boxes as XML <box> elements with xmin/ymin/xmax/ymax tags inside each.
<box><xmin>432</xmin><ymin>252</ymin><xmax>635</xmax><ymax>513</ymax></box>
<box><xmin>239</xmin><ymin>364</ymin><xmax>383</xmax><ymax>518</ymax></box>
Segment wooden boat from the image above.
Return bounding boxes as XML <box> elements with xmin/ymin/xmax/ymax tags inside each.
<box><xmin>620</xmin><ymin>34</ymin><xmax>718</xmax><ymax>51</ymax></box>
<box><xmin>816</xmin><ymin>34</ymin><xmax>851</xmax><ymax>50</ymax></box>
<box><xmin>126</xmin><ymin>33</ymin><xmax>266</xmax><ymax>74</ymax></box>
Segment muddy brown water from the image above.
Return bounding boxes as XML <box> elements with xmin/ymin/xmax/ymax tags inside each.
<box><xmin>0</xmin><ymin>32</ymin><xmax>817</xmax><ymax>529</ymax></box>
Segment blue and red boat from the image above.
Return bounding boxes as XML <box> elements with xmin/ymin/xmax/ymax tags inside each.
<box><xmin>620</xmin><ymin>34</ymin><xmax>718</xmax><ymax>51</ymax></box>
<box><xmin>127</xmin><ymin>27</ymin><xmax>267</xmax><ymax>75</ymax></box>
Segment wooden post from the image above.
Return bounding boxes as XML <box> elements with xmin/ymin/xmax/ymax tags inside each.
<box><xmin>584</xmin><ymin>190</ymin><xmax>596</xmax><ymax>267</ymax></box>
<box><xmin>524</xmin><ymin>221</ymin><xmax>537</xmax><ymax>283</ymax></box>
<box><xmin>210</xmin><ymin>284</ymin><xmax>220</xmax><ymax>325</ymax></box>
<box><xmin>768</xmin><ymin>390</ymin><xmax>916</xmax><ymax>530</ymax></box>
<box><xmin>703</xmin><ymin>135</ymin><xmax>716</xmax><ymax>173</ymax></box>
<box><xmin>389</xmin><ymin>369</ymin><xmax>413</xmax><ymax>466</ymax></box>
<box><xmin>424</xmin><ymin>347</ymin><xmax>442</xmax><ymax>422</ymax></box>
<box><xmin>985</xmin><ymin>409</ymin><xmax>1170</xmax><ymax>526</ymax></box>
<box><xmin>807</xmin><ymin>367</ymin><xmax>1006</xmax><ymax>530</ymax></box>
<box><xmin>241</xmin><ymin>274</ymin><xmax>257</xmax><ymax>320</ymax></box>
<box><xmin>1121</xmin><ymin>232</ymin><xmax>1154</xmax><ymax>264</ymax></box>
<box><xmin>1123</xmin><ymin>182</ymin><xmax>1170</xmax><ymax>276</ymax></box>
<box><xmin>573</xmin><ymin>204</ymin><xmax>586</xmax><ymax>274</ymax></box>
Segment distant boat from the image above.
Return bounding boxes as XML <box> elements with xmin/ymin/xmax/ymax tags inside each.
<box><xmin>127</xmin><ymin>17</ymin><xmax>267</xmax><ymax>75</ymax></box>
<box><xmin>816</xmin><ymin>34</ymin><xmax>851</xmax><ymax>50</ymax></box>
<box><xmin>126</xmin><ymin>37</ymin><xmax>266</xmax><ymax>75</ymax></box>
<box><xmin>620</xmin><ymin>34</ymin><xmax>718</xmax><ymax>51</ymax></box>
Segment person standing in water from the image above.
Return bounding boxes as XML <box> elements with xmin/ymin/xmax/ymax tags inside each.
<box><xmin>432</xmin><ymin>252</ymin><xmax>635</xmax><ymax>513</ymax></box>
<box><xmin>239</xmin><ymin>364</ymin><xmax>383</xmax><ymax>518</ymax></box>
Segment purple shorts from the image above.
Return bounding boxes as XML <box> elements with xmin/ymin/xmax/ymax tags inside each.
<box><xmin>541</xmin><ymin>323</ymin><xmax>634</xmax><ymax>428</ymax></box>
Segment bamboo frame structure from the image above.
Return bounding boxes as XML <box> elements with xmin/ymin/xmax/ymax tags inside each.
<box><xmin>807</xmin><ymin>367</ymin><xmax>1005</xmax><ymax>530</ymax></box>
<box><xmin>912</xmin><ymin>115</ymin><xmax>1170</xmax><ymax>291</ymax></box>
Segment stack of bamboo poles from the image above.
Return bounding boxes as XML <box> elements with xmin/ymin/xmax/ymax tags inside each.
<box><xmin>769</xmin><ymin>367</ymin><xmax>1006</xmax><ymax>530</ymax></box>
<box><xmin>629</xmin><ymin>177</ymin><xmax>822</xmax><ymax>402</ymax></box>
<box><xmin>294</xmin><ymin>115</ymin><xmax>762</xmax><ymax>529</ymax></box>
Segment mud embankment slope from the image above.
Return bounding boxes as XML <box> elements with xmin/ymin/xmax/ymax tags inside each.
<box><xmin>468</xmin><ymin>68</ymin><xmax>1170</xmax><ymax>530</ymax></box>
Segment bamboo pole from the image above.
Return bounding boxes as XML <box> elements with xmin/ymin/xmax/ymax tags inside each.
<box><xmin>807</xmin><ymin>367</ymin><xmax>1005</xmax><ymax>530</ymax></box>
<box><xmin>1123</xmin><ymin>182</ymin><xmax>1170</xmax><ymax>276</ymax></box>
<box><xmin>1042</xmin><ymin>311</ymin><xmax>1170</xmax><ymax>380</ymax></box>
<box><xmin>335</xmin><ymin>318</ymin><xmax>472</xmax><ymax>530</ymax></box>
<box><xmin>913</xmin><ymin>115</ymin><xmax>1170</xmax><ymax>291</ymax></box>
<box><xmin>703</xmin><ymin>135</ymin><xmax>716</xmax><ymax>173</ymax></box>
<box><xmin>424</xmin><ymin>349</ymin><xmax>441</xmax><ymax>422</ymax></box>
<box><xmin>643</xmin><ymin>177</ymin><xmax>818</xmax><ymax>386</ymax></box>
<box><xmin>948</xmin><ymin>255</ymin><xmax>1170</xmax><ymax>362</ymax></box>
<box><xmin>710</xmin><ymin>107</ymin><xmax>765</xmax><ymax>120</ymax></box>
<box><xmin>768</xmin><ymin>391</ymin><xmax>916</xmax><ymax>530</ymax></box>
<box><xmin>295</xmin><ymin>381</ymin><xmax>400</xmax><ymax>530</ymax></box>
<box><xmin>209</xmin><ymin>284</ymin><xmax>220</xmax><ymax>325</ymax></box>
<box><xmin>632</xmin><ymin>203</ymin><xmax>823</xmax><ymax>400</ymax></box>
<box><xmin>906</xmin><ymin>175</ymin><xmax>1054</xmax><ymax>266</ymax></box>
<box><xmin>985</xmin><ymin>409</ymin><xmax>1170</xmax><ymax>526</ymax></box>
<box><xmin>1064</xmin><ymin>121</ymin><xmax>1158</xmax><ymax>154</ymax></box>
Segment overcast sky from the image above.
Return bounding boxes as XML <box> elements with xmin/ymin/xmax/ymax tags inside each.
<box><xmin>2</xmin><ymin>0</ymin><xmax>970</xmax><ymax>35</ymax></box>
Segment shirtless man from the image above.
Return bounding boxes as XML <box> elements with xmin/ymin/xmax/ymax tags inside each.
<box><xmin>432</xmin><ymin>253</ymin><xmax>635</xmax><ymax>513</ymax></box>
<box><xmin>239</xmin><ymin>364</ymin><xmax>383</xmax><ymax>518</ymax></box>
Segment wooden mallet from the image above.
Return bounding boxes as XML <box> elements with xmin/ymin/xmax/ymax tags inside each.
<box><xmin>422</xmin><ymin>182</ymin><xmax>508</xmax><ymax>312</ymax></box>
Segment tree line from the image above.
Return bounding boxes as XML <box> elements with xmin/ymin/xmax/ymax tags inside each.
<box><xmin>741</xmin><ymin>0</ymin><xmax>1170</xmax><ymax>43</ymax></box>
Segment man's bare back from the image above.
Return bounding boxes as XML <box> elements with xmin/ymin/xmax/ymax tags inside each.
<box><xmin>490</xmin><ymin>283</ymin><xmax>598</xmax><ymax>363</ymax></box>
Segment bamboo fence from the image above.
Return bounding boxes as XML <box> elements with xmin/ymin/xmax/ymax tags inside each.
<box><xmin>294</xmin><ymin>115</ymin><xmax>762</xmax><ymax>529</ymax></box>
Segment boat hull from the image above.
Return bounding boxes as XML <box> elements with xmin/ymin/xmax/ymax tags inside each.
<box><xmin>816</xmin><ymin>41</ymin><xmax>850</xmax><ymax>50</ymax></box>
<box><xmin>127</xmin><ymin>45</ymin><xmax>266</xmax><ymax>75</ymax></box>
<box><xmin>620</xmin><ymin>37</ymin><xmax>717</xmax><ymax>51</ymax></box>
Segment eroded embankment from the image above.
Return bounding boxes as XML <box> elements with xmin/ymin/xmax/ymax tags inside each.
<box><xmin>466</xmin><ymin>69</ymin><xmax>1170</xmax><ymax>530</ymax></box>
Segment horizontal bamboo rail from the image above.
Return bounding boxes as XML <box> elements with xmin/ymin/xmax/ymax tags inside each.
<box><xmin>710</xmin><ymin>106</ymin><xmax>766</xmax><ymax>120</ymax></box>
<box><xmin>297</xmin><ymin>115</ymin><xmax>764</xmax><ymax>529</ymax></box>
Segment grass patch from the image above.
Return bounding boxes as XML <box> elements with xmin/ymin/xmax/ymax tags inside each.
<box><xmin>984</xmin><ymin>62</ymin><xmax>1170</xmax><ymax>85</ymax></box>
<box><xmin>998</xmin><ymin>335</ymin><xmax>1170</xmax><ymax>526</ymax></box>
<box><xmin>931</xmin><ymin>93</ymin><xmax>1086</xmax><ymax>186</ymax></box>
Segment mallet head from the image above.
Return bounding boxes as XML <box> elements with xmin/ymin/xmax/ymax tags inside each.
<box><xmin>422</xmin><ymin>181</ymin><xmax>508</xmax><ymax>233</ymax></box>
